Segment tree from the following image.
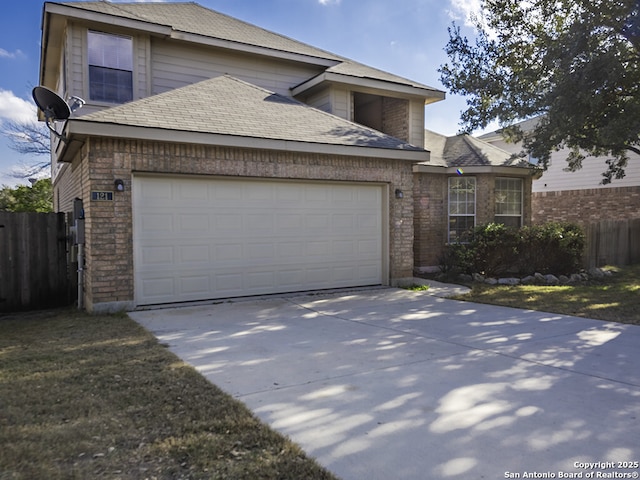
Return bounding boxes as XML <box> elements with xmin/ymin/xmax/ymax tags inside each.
<box><xmin>0</xmin><ymin>178</ymin><xmax>53</xmax><ymax>213</ymax></box>
<box><xmin>1</xmin><ymin>119</ymin><xmax>51</xmax><ymax>178</ymax></box>
<box><xmin>439</xmin><ymin>0</ymin><xmax>640</xmax><ymax>183</ymax></box>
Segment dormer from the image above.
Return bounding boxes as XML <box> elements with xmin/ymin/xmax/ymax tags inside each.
<box><xmin>292</xmin><ymin>66</ymin><xmax>444</xmax><ymax>147</ymax></box>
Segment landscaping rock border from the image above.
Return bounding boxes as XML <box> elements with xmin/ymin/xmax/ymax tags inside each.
<box><xmin>458</xmin><ymin>267</ymin><xmax>613</xmax><ymax>286</ymax></box>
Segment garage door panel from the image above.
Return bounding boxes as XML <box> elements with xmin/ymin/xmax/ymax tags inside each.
<box><xmin>306</xmin><ymin>214</ymin><xmax>329</xmax><ymax>229</ymax></box>
<box><xmin>179</xmin><ymin>214</ymin><xmax>210</xmax><ymax>231</ymax></box>
<box><xmin>141</xmin><ymin>246</ymin><xmax>174</xmax><ymax>265</ymax></box>
<box><xmin>215</xmin><ymin>214</ymin><xmax>242</xmax><ymax>232</ymax></box>
<box><xmin>246</xmin><ymin>243</ymin><xmax>275</xmax><ymax>260</ymax></box>
<box><xmin>140</xmin><ymin>213</ymin><xmax>171</xmax><ymax>232</ymax></box>
<box><xmin>139</xmin><ymin>181</ymin><xmax>173</xmax><ymax>203</ymax></box>
<box><xmin>141</xmin><ymin>277</ymin><xmax>175</xmax><ymax>299</ymax></box>
<box><xmin>175</xmin><ymin>182</ymin><xmax>209</xmax><ymax>202</ymax></box>
<box><xmin>178</xmin><ymin>245</ymin><xmax>210</xmax><ymax>263</ymax></box>
<box><xmin>179</xmin><ymin>275</ymin><xmax>210</xmax><ymax>296</ymax></box>
<box><xmin>247</xmin><ymin>184</ymin><xmax>275</xmax><ymax>201</ymax></box>
<box><xmin>215</xmin><ymin>243</ymin><xmax>243</xmax><ymax>260</ymax></box>
<box><xmin>215</xmin><ymin>273</ymin><xmax>244</xmax><ymax>293</ymax></box>
<box><xmin>277</xmin><ymin>187</ymin><xmax>303</xmax><ymax>202</ymax></box>
<box><xmin>276</xmin><ymin>214</ymin><xmax>304</xmax><ymax>230</ymax></box>
<box><xmin>134</xmin><ymin>176</ymin><xmax>384</xmax><ymax>305</ymax></box>
<box><xmin>245</xmin><ymin>214</ymin><xmax>274</xmax><ymax>231</ymax></box>
<box><xmin>277</xmin><ymin>269</ymin><xmax>307</xmax><ymax>287</ymax></box>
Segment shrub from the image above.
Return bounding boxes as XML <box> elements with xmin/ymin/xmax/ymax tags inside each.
<box><xmin>440</xmin><ymin>222</ymin><xmax>585</xmax><ymax>277</ymax></box>
<box><xmin>517</xmin><ymin>222</ymin><xmax>585</xmax><ymax>275</ymax></box>
<box><xmin>466</xmin><ymin>223</ymin><xmax>520</xmax><ymax>276</ymax></box>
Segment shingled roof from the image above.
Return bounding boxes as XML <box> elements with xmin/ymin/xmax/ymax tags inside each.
<box><xmin>56</xmin><ymin>1</ymin><xmax>441</xmax><ymax>95</ymax></box>
<box><xmin>72</xmin><ymin>75</ymin><xmax>425</xmax><ymax>152</ymax></box>
<box><xmin>424</xmin><ymin>129</ymin><xmax>530</xmax><ymax>168</ymax></box>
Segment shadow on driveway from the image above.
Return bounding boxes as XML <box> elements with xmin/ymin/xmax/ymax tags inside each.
<box><xmin>130</xmin><ymin>288</ymin><xmax>640</xmax><ymax>479</ymax></box>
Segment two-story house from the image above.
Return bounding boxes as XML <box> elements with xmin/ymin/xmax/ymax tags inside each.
<box><xmin>39</xmin><ymin>1</ymin><xmax>534</xmax><ymax>312</ymax></box>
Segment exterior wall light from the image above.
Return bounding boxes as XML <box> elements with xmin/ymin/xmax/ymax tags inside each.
<box><xmin>395</xmin><ymin>188</ymin><xmax>404</xmax><ymax>199</ymax></box>
<box><xmin>114</xmin><ymin>179</ymin><xmax>125</xmax><ymax>192</ymax></box>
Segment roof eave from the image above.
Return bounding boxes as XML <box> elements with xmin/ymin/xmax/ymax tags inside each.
<box><xmin>413</xmin><ymin>164</ymin><xmax>536</xmax><ymax>176</ymax></box>
<box><xmin>45</xmin><ymin>2</ymin><xmax>173</xmax><ymax>36</ymax></box>
<box><xmin>65</xmin><ymin>121</ymin><xmax>431</xmax><ymax>162</ymax></box>
<box><xmin>291</xmin><ymin>72</ymin><xmax>446</xmax><ymax>103</ymax></box>
<box><xmin>171</xmin><ymin>31</ymin><xmax>339</xmax><ymax>68</ymax></box>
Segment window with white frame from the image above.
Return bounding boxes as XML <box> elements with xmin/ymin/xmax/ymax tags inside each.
<box><xmin>495</xmin><ymin>177</ymin><xmax>523</xmax><ymax>228</ymax></box>
<box><xmin>88</xmin><ymin>31</ymin><xmax>133</xmax><ymax>104</ymax></box>
<box><xmin>448</xmin><ymin>177</ymin><xmax>476</xmax><ymax>242</ymax></box>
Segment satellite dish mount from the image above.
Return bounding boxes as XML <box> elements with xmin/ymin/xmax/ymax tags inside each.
<box><xmin>32</xmin><ymin>86</ymin><xmax>84</xmax><ymax>142</ymax></box>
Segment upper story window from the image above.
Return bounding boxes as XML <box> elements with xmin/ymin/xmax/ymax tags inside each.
<box><xmin>495</xmin><ymin>177</ymin><xmax>523</xmax><ymax>228</ymax></box>
<box><xmin>88</xmin><ymin>31</ymin><xmax>133</xmax><ymax>104</ymax></box>
<box><xmin>448</xmin><ymin>177</ymin><xmax>476</xmax><ymax>243</ymax></box>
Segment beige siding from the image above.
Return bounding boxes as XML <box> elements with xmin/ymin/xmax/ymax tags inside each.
<box><xmin>332</xmin><ymin>86</ymin><xmax>350</xmax><ymax>120</ymax></box>
<box><xmin>68</xmin><ymin>24</ymin><xmax>84</xmax><ymax>100</ymax></box>
<box><xmin>534</xmin><ymin>148</ymin><xmax>640</xmax><ymax>192</ymax></box>
<box><xmin>484</xmin><ymin>136</ymin><xmax>640</xmax><ymax>192</ymax></box>
<box><xmin>304</xmin><ymin>88</ymin><xmax>332</xmax><ymax>113</ymax></box>
<box><xmin>135</xmin><ymin>35</ymin><xmax>149</xmax><ymax>100</ymax></box>
<box><xmin>408</xmin><ymin>99</ymin><xmax>425</xmax><ymax>148</ymax></box>
<box><xmin>150</xmin><ymin>39</ymin><xmax>322</xmax><ymax>97</ymax></box>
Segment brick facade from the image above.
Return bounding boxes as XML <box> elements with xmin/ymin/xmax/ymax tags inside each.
<box><xmin>382</xmin><ymin>98</ymin><xmax>410</xmax><ymax>143</ymax></box>
<box><xmin>532</xmin><ymin>186</ymin><xmax>640</xmax><ymax>225</ymax></box>
<box><xmin>413</xmin><ymin>173</ymin><xmax>446</xmax><ymax>268</ymax></box>
<box><xmin>413</xmin><ymin>173</ymin><xmax>533</xmax><ymax>270</ymax></box>
<box><xmin>56</xmin><ymin>138</ymin><xmax>416</xmax><ymax>312</ymax></box>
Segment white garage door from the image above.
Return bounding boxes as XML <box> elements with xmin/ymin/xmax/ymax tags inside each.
<box><xmin>133</xmin><ymin>175</ymin><xmax>386</xmax><ymax>305</ymax></box>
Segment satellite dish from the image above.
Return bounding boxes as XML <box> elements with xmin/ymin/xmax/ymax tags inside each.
<box><xmin>32</xmin><ymin>86</ymin><xmax>84</xmax><ymax>142</ymax></box>
<box><xmin>33</xmin><ymin>86</ymin><xmax>71</xmax><ymax>120</ymax></box>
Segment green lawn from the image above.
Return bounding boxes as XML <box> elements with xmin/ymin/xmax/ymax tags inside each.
<box><xmin>450</xmin><ymin>263</ymin><xmax>640</xmax><ymax>325</ymax></box>
<box><xmin>0</xmin><ymin>309</ymin><xmax>337</xmax><ymax>480</ymax></box>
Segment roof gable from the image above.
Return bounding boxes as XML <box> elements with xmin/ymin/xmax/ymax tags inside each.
<box><xmin>52</xmin><ymin>1</ymin><xmax>443</xmax><ymax>97</ymax></box>
<box><xmin>424</xmin><ymin>129</ymin><xmax>531</xmax><ymax>168</ymax></box>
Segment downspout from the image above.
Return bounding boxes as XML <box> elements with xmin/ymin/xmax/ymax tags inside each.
<box><xmin>77</xmin><ymin>243</ymin><xmax>84</xmax><ymax>310</ymax></box>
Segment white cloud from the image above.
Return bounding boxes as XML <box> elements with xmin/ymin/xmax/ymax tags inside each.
<box><xmin>318</xmin><ymin>0</ymin><xmax>341</xmax><ymax>5</ymax></box>
<box><xmin>0</xmin><ymin>48</ymin><xmax>24</xmax><ymax>59</ymax></box>
<box><xmin>447</xmin><ymin>0</ymin><xmax>483</xmax><ymax>27</ymax></box>
<box><xmin>0</xmin><ymin>90</ymin><xmax>37</xmax><ymax>124</ymax></box>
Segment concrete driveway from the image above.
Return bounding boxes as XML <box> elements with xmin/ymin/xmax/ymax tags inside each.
<box><xmin>130</xmin><ymin>287</ymin><xmax>640</xmax><ymax>480</ymax></box>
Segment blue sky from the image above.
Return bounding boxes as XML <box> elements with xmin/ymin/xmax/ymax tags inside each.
<box><xmin>0</xmin><ymin>0</ymin><xmax>482</xmax><ymax>186</ymax></box>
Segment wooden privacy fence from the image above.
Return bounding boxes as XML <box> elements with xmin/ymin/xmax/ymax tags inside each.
<box><xmin>0</xmin><ymin>212</ymin><xmax>73</xmax><ymax>312</ymax></box>
<box><xmin>583</xmin><ymin>218</ymin><xmax>640</xmax><ymax>269</ymax></box>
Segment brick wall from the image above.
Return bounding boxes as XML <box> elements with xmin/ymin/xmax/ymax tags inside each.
<box><xmin>382</xmin><ymin>98</ymin><xmax>409</xmax><ymax>143</ymax></box>
<box><xmin>61</xmin><ymin>138</ymin><xmax>415</xmax><ymax>311</ymax></box>
<box><xmin>413</xmin><ymin>172</ymin><xmax>533</xmax><ymax>270</ymax></box>
<box><xmin>413</xmin><ymin>173</ymin><xmax>446</xmax><ymax>267</ymax></box>
<box><xmin>532</xmin><ymin>186</ymin><xmax>640</xmax><ymax>225</ymax></box>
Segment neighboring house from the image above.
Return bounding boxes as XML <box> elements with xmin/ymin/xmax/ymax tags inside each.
<box><xmin>39</xmin><ymin>1</ymin><xmax>534</xmax><ymax>312</ymax></box>
<box><xmin>480</xmin><ymin>118</ymin><xmax>640</xmax><ymax>225</ymax></box>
